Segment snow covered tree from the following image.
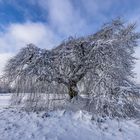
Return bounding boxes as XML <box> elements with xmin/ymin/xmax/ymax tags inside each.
<box><xmin>4</xmin><ymin>19</ymin><xmax>140</xmax><ymax>116</ymax></box>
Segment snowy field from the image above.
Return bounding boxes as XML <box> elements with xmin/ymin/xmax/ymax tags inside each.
<box><xmin>0</xmin><ymin>94</ymin><xmax>11</xmax><ymax>108</ymax></box>
<box><xmin>0</xmin><ymin>94</ymin><xmax>140</xmax><ymax>140</ymax></box>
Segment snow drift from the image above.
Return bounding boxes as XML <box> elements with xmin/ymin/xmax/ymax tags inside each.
<box><xmin>0</xmin><ymin>108</ymin><xmax>140</xmax><ymax>140</ymax></box>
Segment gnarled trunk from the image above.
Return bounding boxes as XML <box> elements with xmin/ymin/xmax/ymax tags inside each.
<box><xmin>68</xmin><ymin>86</ymin><xmax>78</xmax><ymax>99</ymax></box>
<box><xmin>68</xmin><ymin>80</ymin><xmax>78</xmax><ymax>99</ymax></box>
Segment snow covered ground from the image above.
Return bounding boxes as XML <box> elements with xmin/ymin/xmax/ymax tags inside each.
<box><xmin>0</xmin><ymin>94</ymin><xmax>11</xmax><ymax>108</ymax></box>
<box><xmin>0</xmin><ymin>94</ymin><xmax>140</xmax><ymax>140</ymax></box>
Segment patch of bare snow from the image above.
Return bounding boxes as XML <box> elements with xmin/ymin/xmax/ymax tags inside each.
<box><xmin>0</xmin><ymin>108</ymin><xmax>140</xmax><ymax>140</ymax></box>
<box><xmin>0</xmin><ymin>94</ymin><xmax>11</xmax><ymax>108</ymax></box>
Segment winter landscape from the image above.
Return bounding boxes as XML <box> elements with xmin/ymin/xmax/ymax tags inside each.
<box><xmin>0</xmin><ymin>0</ymin><xmax>140</xmax><ymax>140</ymax></box>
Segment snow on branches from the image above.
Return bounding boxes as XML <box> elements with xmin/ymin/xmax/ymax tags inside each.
<box><xmin>4</xmin><ymin>19</ymin><xmax>140</xmax><ymax>117</ymax></box>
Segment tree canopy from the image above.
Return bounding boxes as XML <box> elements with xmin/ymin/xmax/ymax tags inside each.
<box><xmin>4</xmin><ymin>19</ymin><xmax>140</xmax><ymax>117</ymax></box>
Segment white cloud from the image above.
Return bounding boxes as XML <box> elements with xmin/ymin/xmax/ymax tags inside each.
<box><xmin>39</xmin><ymin>0</ymin><xmax>89</xmax><ymax>36</ymax></box>
<box><xmin>81</xmin><ymin>0</ymin><xmax>113</xmax><ymax>17</ymax></box>
<box><xmin>0</xmin><ymin>22</ymin><xmax>60</xmax><ymax>53</ymax></box>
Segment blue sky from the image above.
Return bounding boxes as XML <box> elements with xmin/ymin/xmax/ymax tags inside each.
<box><xmin>0</xmin><ymin>0</ymin><xmax>140</xmax><ymax>82</ymax></box>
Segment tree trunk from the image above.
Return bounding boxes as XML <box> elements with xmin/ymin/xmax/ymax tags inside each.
<box><xmin>68</xmin><ymin>85</ymin><xmax>78</xmax><ymax>99</ymax></box>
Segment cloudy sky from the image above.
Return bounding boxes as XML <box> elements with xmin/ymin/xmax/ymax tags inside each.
<box><xmin>0</xmin><ymin>0</ymin><xmax>140</xmax><ymax>83</ymax></box>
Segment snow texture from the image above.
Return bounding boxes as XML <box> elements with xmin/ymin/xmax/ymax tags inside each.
<box><xmin>0</xmin><ymin>94</ymin><xmax>140</xmax><ymax>140</ymax></box>
<box><xmin>0</xmin><ymin>108</ymin><xmax>140</xmax><ymax>140</ymax></box>
<box><xmin>0</xmin><ymin>94</ymin><xmax>10</xmax><ymax>108</ymax></box>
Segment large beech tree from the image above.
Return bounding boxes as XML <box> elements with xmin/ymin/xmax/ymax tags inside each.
<box><xmin>4</xmin><ymin>19</ymin><xmax>140</xmax><ymax>116</ymax></box>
